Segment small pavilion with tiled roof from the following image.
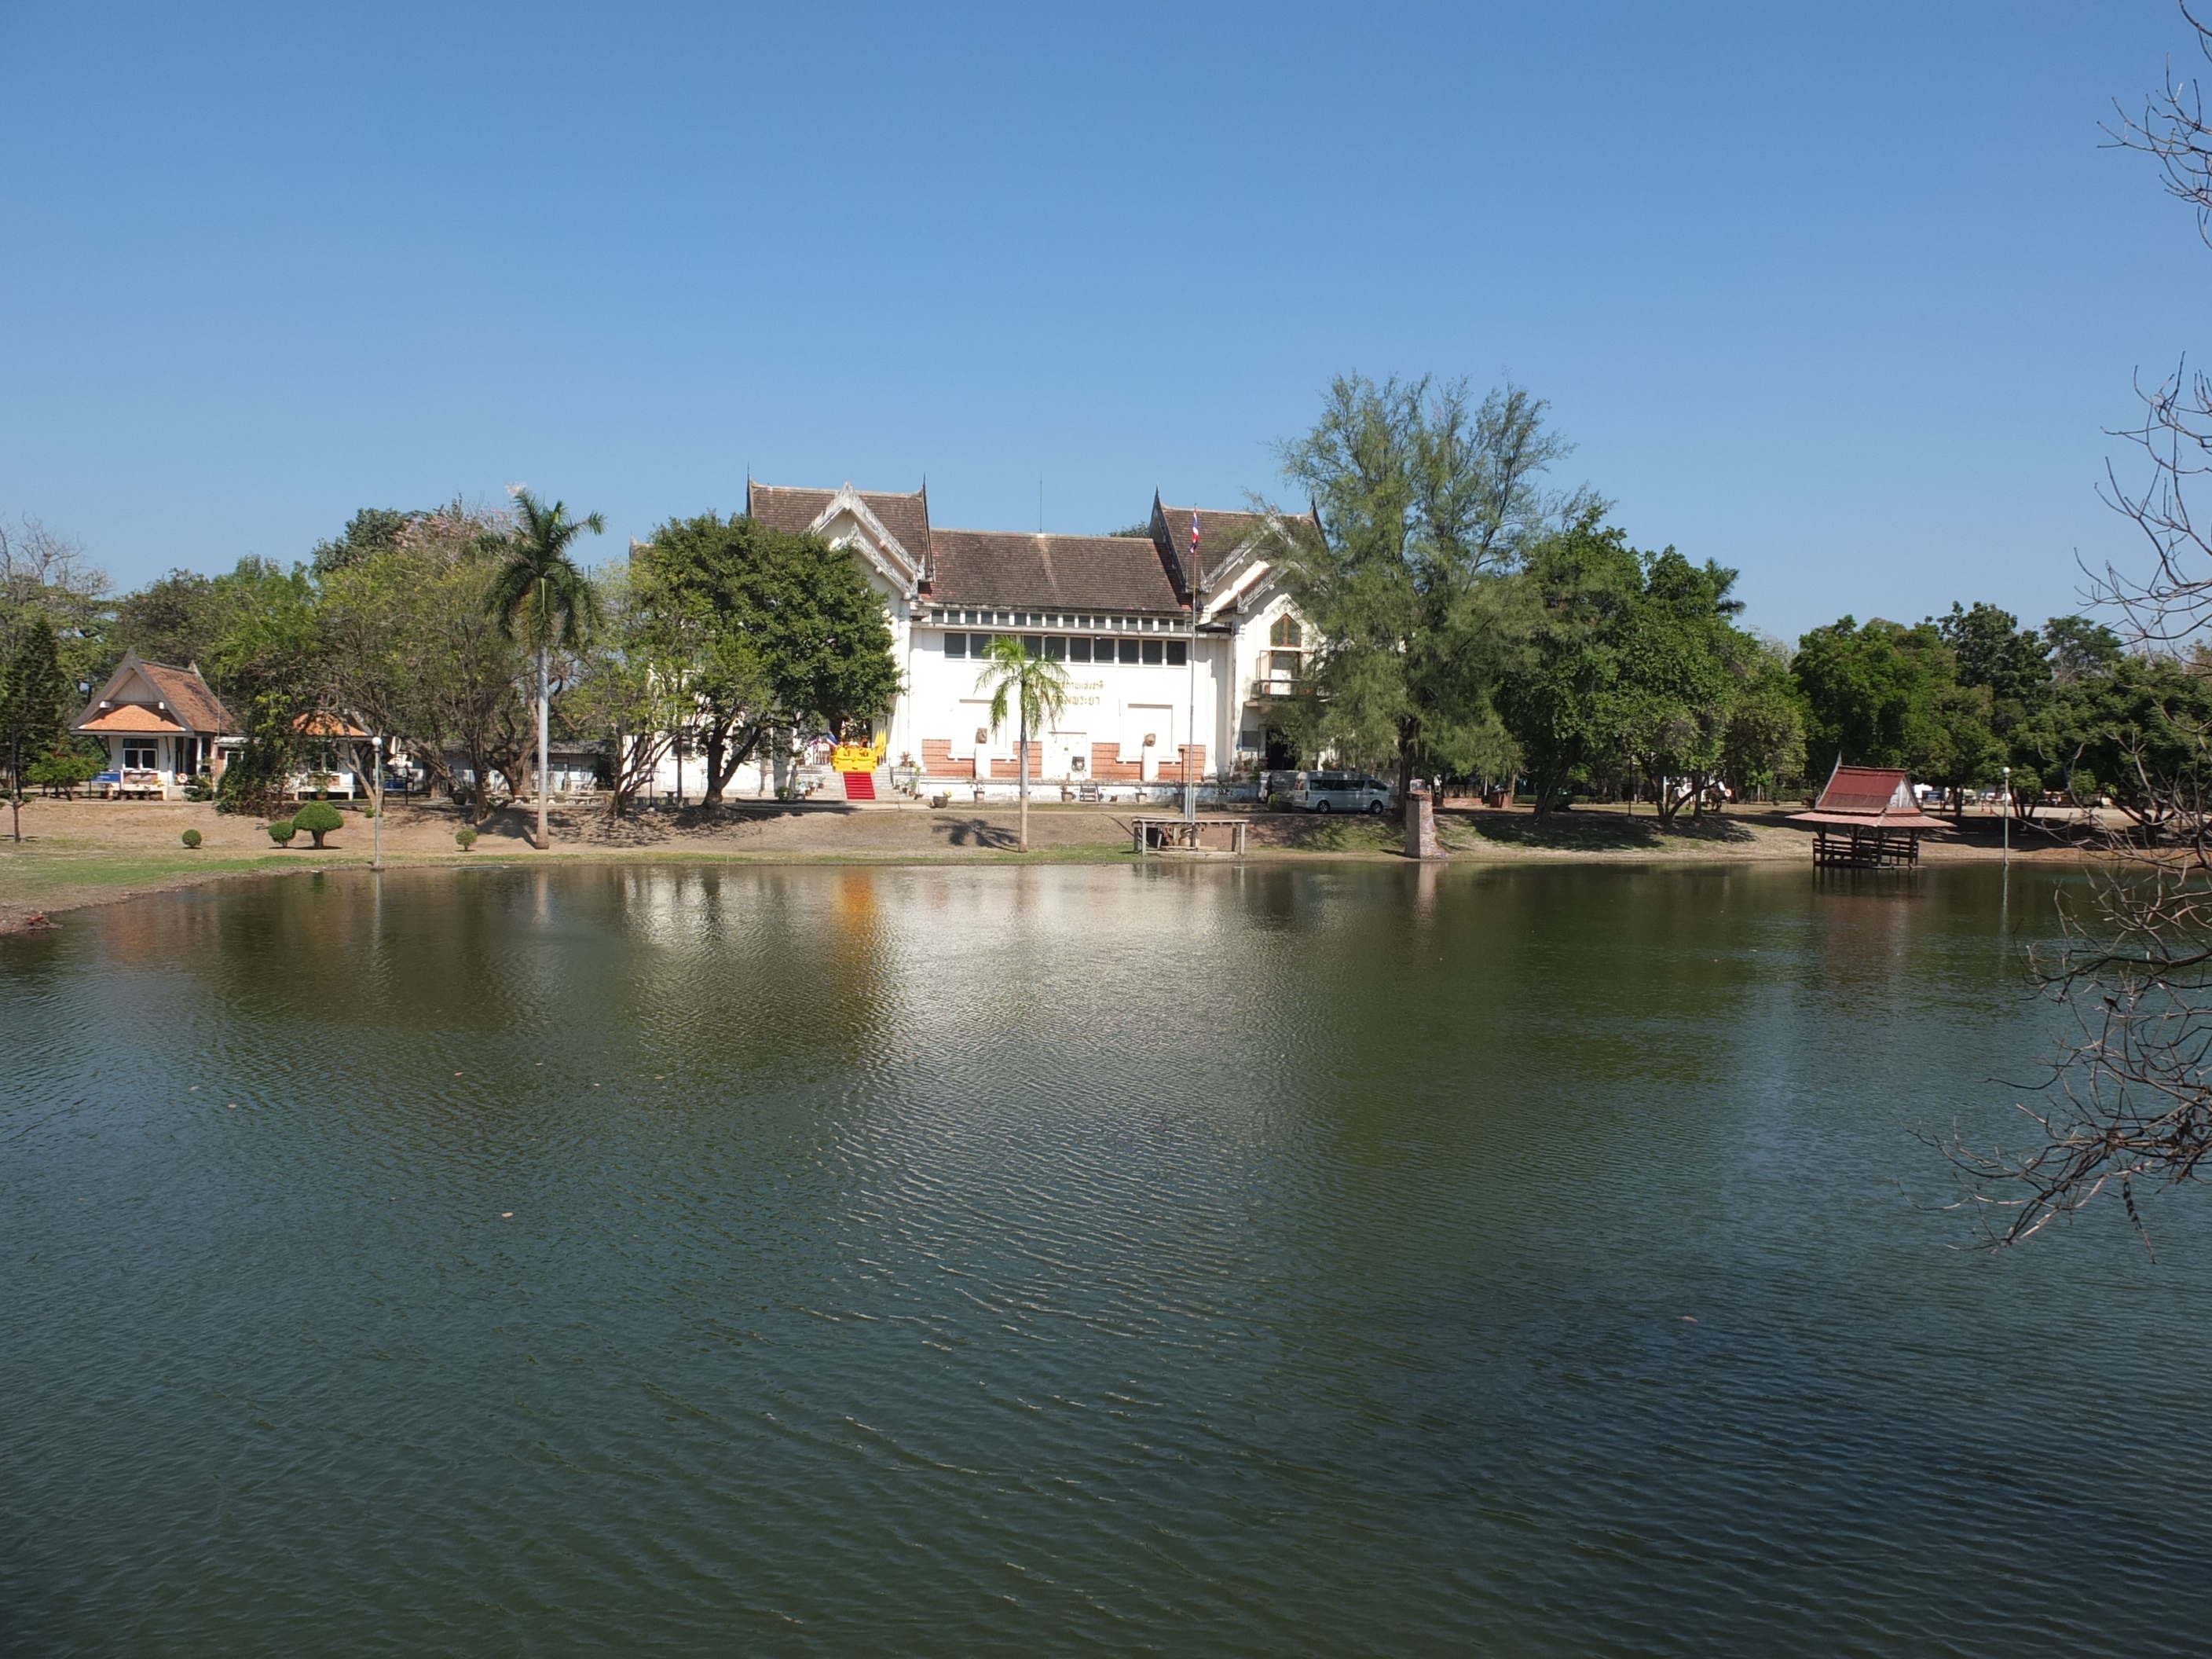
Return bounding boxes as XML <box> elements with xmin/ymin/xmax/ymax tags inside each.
<box><xmin>71</xmin><ymin>653</ymin><xmax>235</xmax><ymax>799</ymax></box>
<box><xmin>1789</xmin><ymin>762</ymin><xmax>1947</xmax><ymax>866</ymax></box>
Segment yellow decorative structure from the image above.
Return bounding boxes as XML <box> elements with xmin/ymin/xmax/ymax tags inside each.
<box><xmin>831</xmin><ymin>733</ymin><xmax>889</xmax><ymax>773</ymax></box>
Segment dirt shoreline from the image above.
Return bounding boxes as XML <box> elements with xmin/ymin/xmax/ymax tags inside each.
<box><xmin>0</xmin><ymin>795</ymin><xmax>2092</xmax><ymax>934</ymax></box>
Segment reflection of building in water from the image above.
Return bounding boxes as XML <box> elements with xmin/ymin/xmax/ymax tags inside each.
<box><xmin>654</xmin><ymin>482</ymin><xmax>1323</xmax><ymax>804</ymax></box>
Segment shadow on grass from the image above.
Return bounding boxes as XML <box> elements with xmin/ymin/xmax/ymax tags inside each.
<box><xmin>542</xmin><ymin>800</ymin><xmax>860</xmax><ymax>847</ymax></box>
<box><xmin>1448</xmin><ymin>807</ymin><xmax>1760</xmax><ymax>851</ymax></box>
<box><xmin>932</xmin><ymin>817</ymin><xmax>1023</xmax><ymax>850</ymax></box>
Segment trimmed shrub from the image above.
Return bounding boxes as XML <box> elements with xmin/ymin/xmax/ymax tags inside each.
<box><xmin>181</xmin><ymin>828</ymin><xmax>203</xmax><ymax>848</ymax></box>
<box><xmin>359</xmin><ymin>801</ymin><xmax>376</xmax><ymax>819</ymax></box>
<box><xmin>267</xmin><ymin>819</ymin><xmax>297</xmax><ymax>846</ymax></box>
<box><xmin>292</xmin><ymin>800</ymin><xmax>343</xmax><ymax>848</ymax></box>
<box><xmin>456</xmin><ymin>826</ymin><xmax>478</xmax><ymax>851</ymax></box>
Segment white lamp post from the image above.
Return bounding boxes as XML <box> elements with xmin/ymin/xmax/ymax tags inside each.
<box><xmin>2001</xmin><ymin>764</ymin><xmax>2010</xmax><ymax>868</ymax></box>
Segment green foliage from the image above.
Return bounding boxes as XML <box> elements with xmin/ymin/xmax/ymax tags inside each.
<box><xmin>0</xmin><ymin>614</ymin><xmax>68</xmax><ymax>809</ymax></box>
<box><xmin>2045</xmin><ymin>615</ymin><xmax>2124</xmax><ymax>683</ymax></box>
<box><xmin>25</xmin><ymin>742</ymin><xmax>101</xmax><ymax>793</ymax></box>
<box><xmin>973</xmin><ymin>635</ymin><xmax>1071</xmax><ymax>761</ymax></box>
<box><xmin>1274</xmin><ymin>374</ymin><xmax>1586</xmax><ymax>789</ymax></box>
<box><xmin>205</xmin><ymin>558</ymin><xmax>324</xmax><ymax>815</ymax></box>
<box><xmin>1791</xmin><ymin>617</ymin><xmax>1951</xmax><ymax>774</ymax></box>
<box><xmin>485</xmin><ymin>489</ymin><xmax>604</xmax><ymax>654</ymax></box>
<box><xmin>1494</xmin><ymin>517</ymin><xmax>1641</xmax><ymax>812</ymax></box>
<box><xmin>456</xmin><ymin>826</ymin><xmax>478</xmax><ymax>850</ymax></box>
<box><xmin>311</xmin><ymin>508</ymin><xmax>416</xmax><ymax>575</ymax></box>
<box><xmin>0</xmin><ymin>518</ymin><xmax>112</xmax><ymax>691</ymax></box>
<box><xmin>1937</xmin><ymin>602</ymin><xmax>2049</xmax><ymax>716</ymax></box>
<box><xmin>317</xmin><ymin>504</ymin><xmax>534</xmax><ymax>821</ymax></box>
<box><xmin>291</xmin><ymin>800</ymin><xmax>342</xmax><ymax>848</ymax></box>
<box><xmin>2018</xmin><ymin>654</ymin><xmax>2212</xmax><ymax>825</ymax></box>
<box><xmin>266</xmin><ymin>819</ymin><xmax>296</xmax><ymax>845</ymax></box>
<box><xmin>112</xmin><ymin>569</ymin><xmax>220</xmax><ymax>668</ymax></box>
<box><xmin>1720</xmin><ymin>643</ymin><xmax>1807</xmax><ymax>800</ymax></box>
<box><xmin>605</xmin><ymin>514</ymin><xmax>902</xmax><ymax>810</ymax></box>
<box><xmin>181</xmin><ymin>829</ymin><xmax>202</xmax><ymax>848</ymax></box>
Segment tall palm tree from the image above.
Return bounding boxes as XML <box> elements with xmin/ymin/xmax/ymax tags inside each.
<box><xmin>487</xmin><ymin>489</ymin><xmax>604</xmax><ymax>850</ymax></box>
<box><xmin>974</xmin><ymin>634</ymin><xmax>1070</xmax><ymax>852</ymax></box>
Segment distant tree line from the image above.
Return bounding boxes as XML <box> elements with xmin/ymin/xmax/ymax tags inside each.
<box><xmin>1265</xmin><ymin>373</ymin><xmax>2166</xmax><ymax>822</ymax></box>
<box><xmin>0</xmin><ymin>500</ymin><xmax>900</xmax><ymax>826</ymax></box>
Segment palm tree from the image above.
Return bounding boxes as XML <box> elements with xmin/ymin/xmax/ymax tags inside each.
<box><xmin>486</xmin><ymin>489</ymin><xmax>604</xmax><ymax>850</ymax></box>
<box><xmin>974</xmin><ymin>634</ymin><xmax>1071</xmax><ymax>852</ymax></box>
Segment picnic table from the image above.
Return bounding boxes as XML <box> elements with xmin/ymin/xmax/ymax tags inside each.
<box><xmin>1130</xmin><ymin>816</ymin><xmax>1248</xmax><ymax>855</ymax></box>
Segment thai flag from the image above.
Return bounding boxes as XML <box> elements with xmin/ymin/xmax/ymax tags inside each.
<box><xmin>1189</xmin><ymin>510</ymin><xmax>1200</xmax><ymax>570</ymax></box>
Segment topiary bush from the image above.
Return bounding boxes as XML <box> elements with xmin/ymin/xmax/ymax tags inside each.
<box><xmin>267</xmin><ymin>819</ymin><xmax>296</xmax><ymax>846</ymax></box>
<box><xmin>181</xmin><ymin>828</ymin><xmax>202</xmax><ymax>848</ymax></box>
<box><xmin>292</xmin><ymin>800</ymin><xmax>343</xmax><ymax>848</ymax></box>
<box><xmin>456</xmin><ymin>826</ymin><xmax>478</xmax><ymax>851</ymax></box>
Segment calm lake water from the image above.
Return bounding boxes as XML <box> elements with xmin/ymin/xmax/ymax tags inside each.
<box><xmin>5</xmin><ymin>860</ymin><xmax>2209</xmax><ymax>1656</ymax></box>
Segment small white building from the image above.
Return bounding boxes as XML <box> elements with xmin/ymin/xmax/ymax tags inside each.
<box><xmin>738</xmin><ymin>482</ymin><xmax>1320</xmax><ymax>802</ymax></box>
<box><xmin>71</xmin><ymin>654</ymin><xmax>234</xmax><ymax>799</ymax></box>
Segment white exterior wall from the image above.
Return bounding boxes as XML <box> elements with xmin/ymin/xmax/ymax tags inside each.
<box><xmin>906</xmin><ymin>616</ymin><xmax>1232</xmax><ymax>793</ymax></box>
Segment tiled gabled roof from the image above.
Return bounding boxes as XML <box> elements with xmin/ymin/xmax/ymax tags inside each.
<box><xmin>72</xmin><ymin>653</ymin><xmax>233</xmax><ymax>736</ymax></box>
<box><xmin>1815</xmin><ymin>766</ymin><xmax>1914</xmax><ymax>815</ymax></box>
<box><xmin>79</xmin><ymin>706</ymin><xmax>186</xmax><ymax>734</ymax></box>
<box><xmin>1152</xmin><ymin>501</ymin><xmax>1323</xmax><ymax>600</ymax></box>
<box><xmin>927</xmin><ymin>530</ymin><xmax>1185</xmax><ymax>614</ymax></box>
<box><xmin>746</xmin><ymin>483</ymin><xmax>931</xmax><ymax>563</ymax></box>
<box><xmin>139</xmin><ymin>661</ymin><xmax>232</xmax><ymax>733</ymax></box>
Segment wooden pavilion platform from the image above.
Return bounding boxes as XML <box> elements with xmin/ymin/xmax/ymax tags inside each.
<box><xmin>1789</xmin><ymin>764</ymin><xmax>1946</xmax><ymax>868</ymax></box>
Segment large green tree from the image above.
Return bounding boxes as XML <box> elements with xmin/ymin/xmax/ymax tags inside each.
<box><xmin>1616</xmin><ymin>549</ymin><xmax>1749</xmax><ymax>822</ymax></box>
<box><xmin>0</xmin><ymin>614</ymin><xmax>67</xmax><ymax>842</ymax></box>
<box><xmin>317</xmin><ymin>506</ymin><xmax>536</xmax><ymax>823</ymax></box>
<box><xmin>632</xmin><ymin>514</ymin><xmax>902</xmax><ymax>804</ymax></box>
<box><xmin>568</xmin><ymin>558</ymin><xmax>705</xmax><ymax>819</ymax></box>
<box><xmin>486</xmin><ymin>489</ymin><xmax>603</xmax><ymax>850</ymax></box>
<box><xmin>204</xmin><ymin>558</ymin><xmax>324</xmax><ymax>816</ymax></box>
<box><xmin>1494</xmin><ymin>516</ymin><xmax>1640</xmax><ymax>814</ymax></box>
<box><xmin>112</xmin><ymin>569</ymin><xmax>220</xmax><ymax>669</ymax></box>
<box><xmin>1273</xmin><ymin>375</ymin><xmax>1586</xmax><ymax>795</ymax></box>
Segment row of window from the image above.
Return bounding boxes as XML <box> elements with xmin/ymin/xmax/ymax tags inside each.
<box><xmin>945</xmin><ymin>632</ymin><xmax>1188</xmax><ymax>666</ymax></box>
<box><xmin>931</xmin><ymin>607</ymin><xmax>1179</xmax><ymax>632</ymax></box>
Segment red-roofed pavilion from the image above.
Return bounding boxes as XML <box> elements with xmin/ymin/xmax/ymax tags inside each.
<box><xmin>1789</xmin><ymin>763</ymin><xmax>1946</xmax><ymax>866</ymax></box>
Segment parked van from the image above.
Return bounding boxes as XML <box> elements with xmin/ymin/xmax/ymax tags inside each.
<box><xmin>1279</xmin><ymin>770</ymin><xmax>1397</xmax><ymax>815</ymax></box>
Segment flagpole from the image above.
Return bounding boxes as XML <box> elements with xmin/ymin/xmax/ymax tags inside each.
<box><xmin>1184</xmin><ymin>512</ymin><xmax>1201</xmax><ymax>822</ymax></box>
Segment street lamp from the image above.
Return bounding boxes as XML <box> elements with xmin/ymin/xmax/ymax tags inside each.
<box><xmin>2001</xmin><ymin>764</ymin><xmax>2010</xmax><ymax>868</ymax></box>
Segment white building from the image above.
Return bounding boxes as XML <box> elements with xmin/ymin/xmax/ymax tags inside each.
<box><xmin>71</xmin><ymin>653</ymin><xmax>234</xmax><ymax>799</ymax></box>
<box><xmin>738</xmin><ymin>482</ymin><xmax>1320</xmax><ymax>802</ymax></box>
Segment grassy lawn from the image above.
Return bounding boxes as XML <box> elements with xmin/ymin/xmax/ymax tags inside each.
<box><xmin>0</xmin><ymin>842</ymin><xmax>315</xmax><ymax>910</ymax></box>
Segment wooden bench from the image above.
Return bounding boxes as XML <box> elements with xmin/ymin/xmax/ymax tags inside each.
<box><xmin>1130</xmin><ymin>816</ymin><xmax>1248</xmax><ymax>855</ymax></box>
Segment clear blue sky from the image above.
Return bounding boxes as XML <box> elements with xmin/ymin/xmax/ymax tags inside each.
<box><xmin>2</xmin><ymin>2</ymin><xmax>2204</xmax><ymax>641</ymax></box>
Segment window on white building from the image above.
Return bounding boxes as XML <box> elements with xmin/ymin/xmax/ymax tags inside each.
<box><xmin>945</xmin><ymin>632</ymin><xmax>967</xmax><ymax>658</ymax></box>
<box><xmin>123</xmin><ymin>743</ymin><xmax>158</xmax><ymax>770</ymax></box>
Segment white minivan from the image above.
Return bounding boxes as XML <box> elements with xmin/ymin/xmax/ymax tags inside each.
<box><xmin>1284</xmin><ymin>770</ymin><xmax>1397</xmax><ymax>815</ymax></box>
